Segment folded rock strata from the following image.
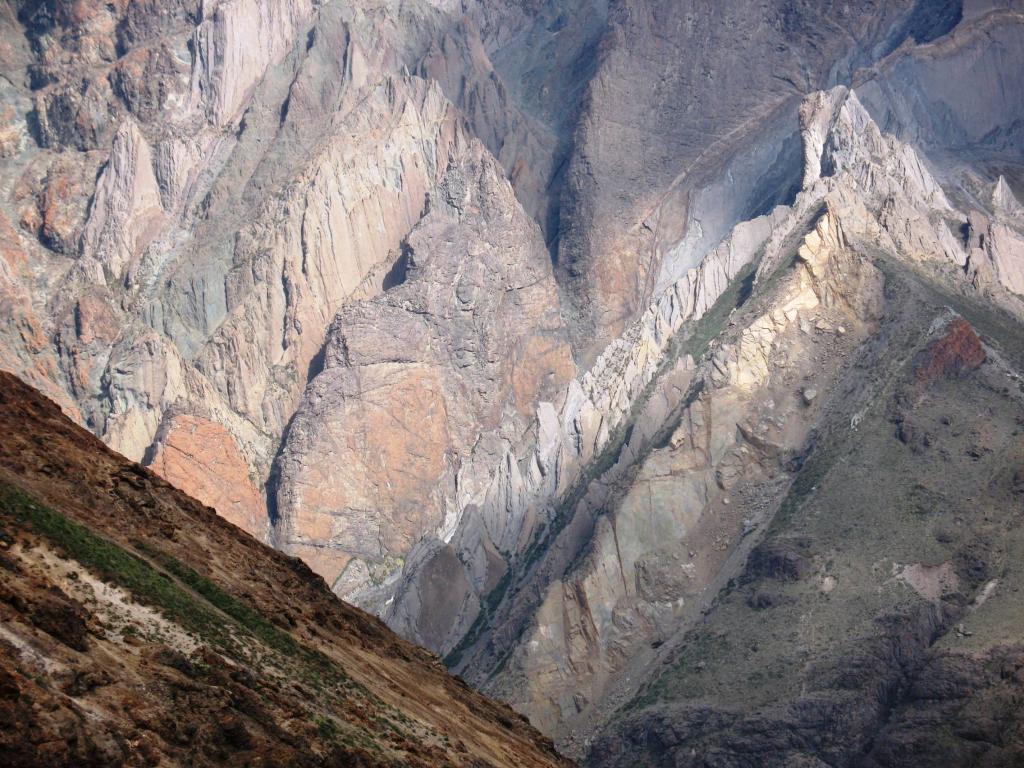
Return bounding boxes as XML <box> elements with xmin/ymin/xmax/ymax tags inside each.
<box><xmin>1</xmin><ymin>6</ymin><xmax>1024</xmax><ymax>766</ymax></box>
<box><xmin>379</xmin><ymin>31</ymin><xmax>1024</xmax><ymax>752</ymax></box>
<box><xmin>272</xmin><ymin>140</ymin><xmax>575</xmax><ymax>590</ymax></box>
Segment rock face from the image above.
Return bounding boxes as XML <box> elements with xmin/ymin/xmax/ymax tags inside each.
<box><xmin>147</xmin><ymin>413</ymin><xmax>267</xmax><ymax>539</ymax></box>
<box><xmin>0</xmin><ymin>370</ymin><xmax>572</xmax><ymax>768</ymax></box>
<box><xmin>913</xmin><ymin>316</ymin><xmax>987</xmax><ymax>384</ymax></box>
<box><xmin>374</xmin><ymin>13</ymin><xmax>1024</xmax><ymax>759</ymax></box>
<box><xmin>588</xmin><ymin>283</ymin><xmax>1024</xmax><ymax>767</ymax></box>
<box><xmin>0</xmin><ymin>0</ymin><xmax>596</xmax><ymax>549</ymax></box>
<box><xmin>0</xmin><ymin>0</ymin><xmax>994</xmax><ymax>549</ymax></box>
<box><xmin>273</xmin><ymin>141</ymin><xmax>575</xmax><ymax>590</ymax></box>
<box><xmin>552</xmin><ymin>0</ymin><xmax>966</xmax><ymax>360</ymax></box>
<box><xmin>3</xmin><ymin>2</ymin><xmax>1024</xmax><ymax>766</ymax></box>
<box><xmin>577</xmin><ymin>45</ymin><xmax>1024</xmax><ymax>768</ymax></box>
<box><xmin>2</xmin><ymin>0</ymin><xmax>1014</xmax><ymax>580</ymax></box>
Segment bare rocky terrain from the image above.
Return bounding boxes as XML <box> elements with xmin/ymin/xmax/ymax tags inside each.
<box><xmin>2</xmin><ymin>1</ymin><xmax>1024</xmax><ymax>766</ymax></box>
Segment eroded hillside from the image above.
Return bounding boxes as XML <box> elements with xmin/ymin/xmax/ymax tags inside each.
<box><xmin>0</xmin><ymin>0</ymin><xmax>991</xmax><ymax>610</ymax></box>
<box><xmin>381</xmin><ymin>43</ymin><xmax>1024</xmax><ymax>767</ymax></box>
<box><xmin>0</xmin><ymin>370</ymin><xmax>572</xmax><ymax>767</ymax></box>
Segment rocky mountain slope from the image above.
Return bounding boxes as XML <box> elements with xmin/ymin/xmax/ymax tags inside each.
<box><xmin>2</xmin><ymin>1</ymin><xmax>1024</xmax><ymax>766</ymax></box>
<box><xmin>0</xmin><ymin>369</ymin><xmax>572</xmax><ymax>767</ymax></box>
<box><xmin>590</xmin><ymin>265</ymin><xmax>1024</xmax><ymax>768</ymax></box>
<box><xmin>582</xmin><ymin>93</ymin><xmax>1024</xmax><ymax>766</ymax></box>
<box><xmin>385</xmin><ymin>0</ymin><xmax>1024</xmax><ymax>724</ymax></box>
<box><xmin>0</xmin><ymin>0</ymin><xmax>996</xmax><ymax>602</ymax></box>
<box><xmin>372</xmin><ymin>8</ymin><xmax>1024</xmax><ymax>765</ymax></box>
<box><xmin>0</xmin><ymin>0</ymin><xmax>596</xmax><ymax>570</ymax></box>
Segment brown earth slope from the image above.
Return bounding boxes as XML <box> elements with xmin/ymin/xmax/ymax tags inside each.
<box><xmin>0</xmin><ymin>370</ymin><xmax>573</xmax><ymax>768</ymax></box>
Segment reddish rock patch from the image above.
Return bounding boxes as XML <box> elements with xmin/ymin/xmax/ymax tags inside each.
<box><xmin>915</xmin><ymin>317</ymin><xmax>986</xmax><ymax>385</ymax></box>
<box><xmin>147</xmin><ymin>414</ymin><xmax>268</xmax><ymax>540</ymax></box>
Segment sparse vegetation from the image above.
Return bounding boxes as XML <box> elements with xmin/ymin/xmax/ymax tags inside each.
<box><xmin>628</xmin><ymin>631</ymin><xmax>732</xmax><ymax>710</ymax></box>
<box><xmin>0</xmin><ymin>484</ymin><xmax>231</xmax><ymax>645</ymax></box>
<box><xmin>0</xmin><ymin>484</ymin><xmax>365</xmax><ymax>699</ymax></box>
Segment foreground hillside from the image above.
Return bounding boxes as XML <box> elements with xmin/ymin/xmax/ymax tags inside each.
<box><xmin>0</xmin><ymin>370</ymin><xmax>572</xmax><ymax>767</ymax></box>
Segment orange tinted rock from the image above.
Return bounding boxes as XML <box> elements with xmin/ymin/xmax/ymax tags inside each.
<box><xmin>0</xmin><ymin>211</ymin><xmax>26</xmax><ymax>271</ymax></box>
<box><xmin>512</xmin><ymin>333</ymin><xmax>576</xmax><ymax>416</ymax></box>
<box><xmin>0</xmin><ymin>214</ymin><xmax>81</xmax><ymax>421</ymax></box>
<box><xmin>273</xmin><ymin>146</ymin><xmax>575</xmax><ymax>595</ymax></box>
<box><xmin>915</xmin><ymin>317</ymin><xmax>986</xmax><ymax>385</ymax></box>
<box><xmin>40</xmin><ymin>163</ymin><xmax>89</xmax><ymax>254</ymax></box>
<box><xmin>0</xmin><ymin>103</ymin><xmax>22</xmax><ymax>158</ymax></box>
<box><xmin>276</xmin><ymin>363</ymin><xmax>452</xmax><ymax>586</ymax></box>
<box><xmin>73</xmin><ymin>294</ymin><xmax>120</xmax><ymax>347</ymax></box>
<box><xmin>147</xmin><ymin>415</ymin><xmax>267</xmax><ymax>540</ymax></box>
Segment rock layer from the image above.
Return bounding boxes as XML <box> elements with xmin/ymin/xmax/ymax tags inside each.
<box><xmin>273</xmin><ymin>140</ymin><xmax>575</xmax><ymax>591</ymax></box>
<box><xmin>0</xmin><ymin>0</ymin><xmax>598</xmax><ymax>546</ymax></box>
<box><xmin>2</xmin><ymin>5</ymin><xmax>1024</xmax><ymax>765</ymax></box>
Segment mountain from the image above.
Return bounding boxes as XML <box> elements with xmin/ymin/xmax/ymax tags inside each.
<box><xmin>377</xmin><ymin>10</ymin><xmax>1024</xmax><ymax>762</ymax></box>
<box><xmin>583</xmin><ymin>90</ymin><xmax>1024</xmax><ymax>766</ymax></box>
<box><xmin>0</xmin><ymin>369</ymin><xmax>571</xmax><ymax>767</ymax></box>
<box><xmin>2</xmin><ymin>1</ymin><xmax>1024</xmax><ymax>766</ymax></box>
<box><xmin>0</xmin><ymin>0</ymin><xmax>993</xmax><ymax>598</ymax></box>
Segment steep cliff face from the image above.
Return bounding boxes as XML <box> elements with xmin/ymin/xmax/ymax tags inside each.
<box><xmin>552</xmin><ymin>0</ymin><xmax>966</xmax><ymax>360</ymax></box>
<box><xmin>585</xmin><ymin>72</ymin><xmax>1023</xmax><ymax>768</ymax></box>
<box><xmin>272</xmin><ymin>140</ymin><xmax>575</xmax><ymax>591</ymax></box>
<box><xmin>2</xmin><ymin>0</ymin><xmax>1007</xmax><ymax>595</ymax></box>
<box><xmin>589</xmin><ymin>251</ymin><xmax>1024</xmax><ymax>767</ymax></box>
<box><xmin>2</xmin><ymin>2</ymin><xmax>1024</xmax><ymax>764</ymax></box>
<box><xmin>0</xmin><ymin>0</ymin><xmax>596</xmax><ymax>555</ymax></box>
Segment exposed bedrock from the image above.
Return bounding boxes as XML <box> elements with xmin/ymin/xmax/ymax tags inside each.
<box><xmin>272</xmin><ymin>140</ymin><xmax>575</xmax><ymax>590</ymax></box>
<box><xmin>587</xmin><ymin>266</ymin><xmax>1024</xmax><ymax>766</ymax></box>
<box><xmin>0</xmin><ymin>0</ymin><xmax>605</xmax><ymax>540</ymax></box>
<box><xmin>2</xmin><ymin>12</ymin><xmax>1024</xmax><ymax>762</ymax></box>
<box><xmin>379</xmin><ymin>44</ymin><xmax>1024</xmax><ymax>752</ymax></box>
<box><xmin>552</xmin><ymin>0</ymin><xmax>970</xmax><ymax>363</ymax></box>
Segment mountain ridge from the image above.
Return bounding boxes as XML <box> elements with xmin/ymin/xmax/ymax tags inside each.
<box><xmin>2</xmin><ymin>2</ymin><xmax>1024</xmax><ymax>765</ymax></box>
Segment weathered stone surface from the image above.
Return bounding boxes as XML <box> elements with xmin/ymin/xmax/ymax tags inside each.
<box><xmin>554</xmin><ymin>0</ymin><xmax>963</xmax><ymax>360</ymax></box>
<box><xmin>274</xmin><ymin>141</ymin><xmax>574</xmax><ymax>592</ymax></box>
<box><xmin>485</xmin><ymin>191</ymin><xmax>886</xmax><ymax>739</ymax></box>
<box><xmin>80</xmin><ymin>118</ymin><xmax>165</xmax><ymax>283</ymax></box>
<box><xmin>0</xmin><ymin>211</ymin><xmax>79</xmax><ymax>420</ymax></box>
<box><xmin>381</xmin><ymin>35</ymin><xmax>1024</xmax><ymax>749</ymax></box>
<box><xmin>381</xmin><ymin>191</ymin><xmax>785</xmax><ymax>654</ymax></box>
<box><xmin>2</xmin><ymin>6</ymin><xmax>1024</xmax><ymax>766</ymax></box>
<box><xmin>914</xmin><ymin>316</ymin><xmax>987</xmax><ymax>384</ymax></box>
<box><xmin>578</xmin><ymin>26</ymin><xmax>1024</xmax><ymax>765</ymax></box>
<box><xmin>188</xmin><ymin>0</ymin><xmax>314</xmax><ymax>128</ymax></box>
<box><xmin>147</xmin><ymin>413</ymin><xmax>267</xmax><ymax>540</ymax></box>
<box><xmin>0</xmin><ymin>0</ymin><xmax>596</xmax><ymax>537</ymax></box>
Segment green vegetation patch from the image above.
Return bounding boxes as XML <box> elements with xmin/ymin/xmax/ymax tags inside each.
<box><xmin>0</xmin><ymin>483</ymin><xmax>229</xmax><ymax>642</ymax></box>
<box><xmin>628</xmin><ymin>631</ymin><xmax>734</xmax><ymax>710</ymax></box>
<box><xmin>134</xmin><ymin>541</ymin><xmax>300</xmax><ymax>657</ymax></box>
<box><xmin>0</xmin><ymin>484</ymin><xmax>361</xmax><ymax>698</ymax></box>
<box><xmin>688</xmin><ymin>262</ymin><xmax>757</xmax><ymax>361</ymax></box>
